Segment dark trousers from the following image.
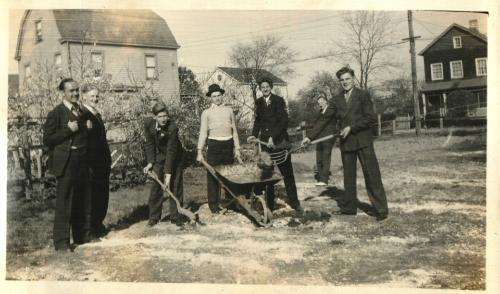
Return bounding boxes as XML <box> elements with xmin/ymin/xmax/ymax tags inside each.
<box><xmin>206</xmin><ymin>139</ymin><xmax>234</xmax><ymax>212</ymax></box>
<box><xmin>315</xmin><ymin>138</ymin><xmax>335</xmax><ymax>183</ymax></box>
<box><xmin>53</xmin><ymin>150</ymin><xmax>91</xmax><ymax>249</ymax></box>
<box><xmin>341</xmin><ymin>143</ymin><xmax>388</xmax><ymax>216</ymax></box>
<box><xmin>258</xmin><ymin>147</ymin><xmax>300</xmax><ymax>211</ymax></box>
<box><xmin>89</xmin><ymin>166</ymin><xmax>110</xmax><ymax>234</ymax></box>
<box><xmin>149</xmin><ymin>162</ymin><xmax>184</xmax><ymax>221</ymax></box>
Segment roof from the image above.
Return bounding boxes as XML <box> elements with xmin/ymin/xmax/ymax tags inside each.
<box><xmin>418</xmin><ymin>23</ymin><xmax>487</xmax><ymax>56</ymax></box>
<box><xmin>15</xmin><ymin>9</ymin><xmax>179</xmax><ymax>60</ymax></box>
<box><xmin>217</xmin><ymin>67</ymin><xmax>287</xmax><ymax>85</ymax></box>
<box><xmin>421</xmin><ymin>77</ymin><xmax>487</xmax><ymax>92</ymax></box>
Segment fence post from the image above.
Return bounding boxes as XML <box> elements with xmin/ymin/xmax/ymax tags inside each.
<box><xmin>439</xmin><ymin>117</ymin><xmax>444</xmax><ymax>129</ymax></box>
<box><xmin>377</xmin><ymin>114</ymin><xmax>381</xmax><ymax>136</ymax></box>
<box><xmin>392</xmin><ymin>120</ymin><xmax>396</xmax><ymax>134</ymax></box>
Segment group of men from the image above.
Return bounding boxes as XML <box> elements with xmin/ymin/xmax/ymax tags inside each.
<box><xmin>43</xmin><ymin>66</ymin><xmax>388</xmax><ymax>252</ymax></box>
<box><xmin>248</xmin><ymin>67</ymin><xmax>388</xmax><ymax>221</ymax></box>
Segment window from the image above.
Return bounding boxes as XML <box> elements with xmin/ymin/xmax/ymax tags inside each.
<box><xmin>91</xmin><ymin>52</ymin><xmax>104</xmax><ymax>78</ymax></box>
<box><xmin>450</xmin><ymin>60</ymin><xmax>464</xmax><ymax>79</ymax></box>
<box><xmin>35</xmin><ymin>20</ymin><xmax>42</xmax><ymax>42</ymax></box>
<box><xmin>54</xmin><ymin>53</ymin><xmax>62</xmax><ymax>72</ymax></box>
<box><xmin>430</xmin><ymin>63</ymin><xmax>443</xmax><ymax>81</ymax></box>
<box><xmin>25</xmin><ymin>64</ymin><xmax>31</xmax><ymax>78</ymax></box>
<box><xmin>145</xmin><ymin>54</ymin><xmax>157</xmax><ymax>80</ymax></box>
<box><xmin>475</xmin><ymin>57</ymin><xmax>487</xmax><ymax>76</ymax></box>
<box><xmin>453</xmin><ymin>36</ymin><xmax>462</xmax><ymax>49</ymax></box>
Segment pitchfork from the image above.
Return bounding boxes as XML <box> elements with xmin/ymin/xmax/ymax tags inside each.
<box><xmin>252</xmin><ymin>133</ymin><xmax>341</xmax><ymax>165</ymax></box>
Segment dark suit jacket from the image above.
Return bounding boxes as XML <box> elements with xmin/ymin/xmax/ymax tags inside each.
<box><xmin>306</xmin><ymin>102</ymin><xmax>339</xmax><ymax>141</ymax></box>
<box><xmin>43</xmin><ymin>103</ymin><xmax>90</xmax><ymax>177</ymax></box>
<box><xmin>85</xmin><ymin>108</ymin><xmax>111</xmax><ymax>172</ymax></box>
<box><xmin>251</xmin><ymin>94</ymin><xmax>290</xmax><ymax>145</ymax></box>
<box><xmin>144</xmin><ymin>118</ymin><xmax>181</xmax><ymax>174</ymax></box>
<box><xmin>336</xmin><ymin>87</ymin><xmax>377</xmax><ymax>152</ymax></box>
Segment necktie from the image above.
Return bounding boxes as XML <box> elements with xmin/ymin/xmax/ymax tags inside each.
<box><xmin>71</xmin><ymin>104</ymin><xmax>82</xmax><ymax>117</ymax></box>
<box><xmin>344</xmin><ymin>91</ymin><xmax>350</xmax><ymax>103</ymax></box>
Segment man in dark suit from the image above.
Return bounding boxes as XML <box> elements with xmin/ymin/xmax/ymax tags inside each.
<box><xmin>81</xmin><ymin>85</ymin><xmax>111</xmax><ymax>238</ymax></box>
<box><xmin>302</xmin><ymin>67</ymin><xmax>388</xmax><ymax>221</ymax></box>
<box><xmin>43</xmin><ymin>78</ymin><xmax>92</xmax><ymax>252</ymax></box>
<box><xmin>305</xmin><ymin>92</ymin><xmax>339</xmax><ymax>186</ymax></box>
<box><xmin>247</xmin><ymin>77</ymin><xmax>302</xmax><ymax>213</ymax></box>
<box><xmin>335</xmin><ymin>67</ymin><xmax>388</xmax><ymax>220</ymax></box>
<box><xmin>143</xmin><ymin>102</ymin><xmax>184</xmax><ymax>227</ymax></box>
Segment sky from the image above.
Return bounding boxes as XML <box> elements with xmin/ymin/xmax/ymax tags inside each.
<box><xmin>8</xmin><ymin>9</ymin><xmax>488</xmax><ymax>98</ymax></box>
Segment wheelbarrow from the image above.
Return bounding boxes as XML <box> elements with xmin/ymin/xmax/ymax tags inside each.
<box><xmin>199</xmin><ymin>158</ymin><xmax>282</xmax><ymax>227</ymax></box>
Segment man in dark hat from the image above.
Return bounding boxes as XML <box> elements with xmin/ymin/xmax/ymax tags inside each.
<box><xmin>247</xmin><ymin>77</ymin><xmax>302</xmax><ymax>213</ymax></box>
<box><xmin>43</xmin><ymin>78</ymin><xmax>93</xmax><ymax>252</ymax></box>
<box><xmin>143</xmin><ymin>102</ymin><xmax>184</xmax><ymax>226</ymax></box>
<box><xmin>197</xmin><ymin>83</ymin><xmax>241</xmax><ymax>213</ymax></box>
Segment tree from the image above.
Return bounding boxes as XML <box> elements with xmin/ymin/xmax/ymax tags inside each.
<box><xmin>446</xmin><ymin>90</ymin><xmax>476</xmax><ymax>117</ymax></box>
<box><xmin>289</xmin><ymin>71</ymin><xmax>341</xmax><ymax>126</ymax></box>
<box><xmin>229</xmin><ymin>35</ymin><xmax>297</xmax><ymax>106</ymax></box>
<box><xmin>378</xmin><ymin>76</ymin><xmax>415</xmax><ymax>116</ymax></box>
<box><xmin>178</xmin><ymin>66</ymin><xmax>202</xmax><ymax>96</ymax></box>
<box><xmin>328</xmin><ymin>11</ymin><xmax>398</xmax><ymax>90</ymax></box>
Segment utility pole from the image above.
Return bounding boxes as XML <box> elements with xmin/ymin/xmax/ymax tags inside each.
<box><xmin>403</xmin><ymin>10</ymin><xmax>422</xmax><ymax>136</ymax></box>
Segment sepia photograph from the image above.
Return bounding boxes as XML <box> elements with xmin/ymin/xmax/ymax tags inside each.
<box><xmin>2</xmin><ymin>0</ymin><xmax>498</xmax><ymax>293</ymax></box>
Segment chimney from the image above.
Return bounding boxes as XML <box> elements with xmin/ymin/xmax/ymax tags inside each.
<box><xmin>469</xmin><ymin>19</ymin><xmax>479</xmax><ymax>32</ymax></box>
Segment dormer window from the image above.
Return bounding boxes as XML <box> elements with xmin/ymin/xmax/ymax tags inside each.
<box><xmin>35</xmin><ymin>20</ymin><xmax>42</xmax><ymax>42</ymax></box>
<box><xmin>453</xmin><ymin>36</ymin><xmax>462</xmax><ymax>49</ymax></box>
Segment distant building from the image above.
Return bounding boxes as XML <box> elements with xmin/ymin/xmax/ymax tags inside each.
<box><xmin>14</xmin><ymin>9</ymin><xmax>180</xmax><ymax>100</ymax></box>
<box><xmin>418</xmin><ymin>20</ymin><xmax>487</xmax><ymax>118</ymax></box>
<box><xmin>8</xmin><ymin>74</ymin><xmax>19</xmax><ymax>97</ymax></box>
<box><xmin>204</xmin><ymin>67</ymin><xmax>288</xmax><ymax>127</ymax></box>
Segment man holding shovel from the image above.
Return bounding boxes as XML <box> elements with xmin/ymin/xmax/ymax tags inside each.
<box><xmin>303</xmin><ymin>91</ymin><xmax>339</xmax><ymax>187</ymax></box>
<box><xmin>143</xmin><ymin>102</ymin><xmax>184</xmax><ymax>227</ymax></box>
<box><xmin>303</xmin><ymin>67</ymin><xmax>388</xmax><ymax>221</ymax></box>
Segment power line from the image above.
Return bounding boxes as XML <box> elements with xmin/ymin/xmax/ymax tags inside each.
<box><xmin>181</xmin><ymin>15</ymin><xmax>338</xmax><ymax>47</ymax></box>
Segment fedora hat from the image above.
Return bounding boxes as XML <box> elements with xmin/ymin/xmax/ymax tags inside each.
<box><xmin>206</xmin><ymin>84</ymin><xmax>225</xmax><ymax>97</ymax></box>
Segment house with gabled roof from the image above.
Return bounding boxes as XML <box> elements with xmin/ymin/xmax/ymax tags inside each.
<box><xmin>418</xmin><ymin>20</ymin><xmax>487</xmax><ymax>118</ymax></box>
<box><xmin>15</xmin><ymin>9</ymin><xmax>180</xmax><ymax>100</ymax></box>
<box><xmin>203</xmin><ymin>66</ymin><xmax>289</xmax><ymax>128</ymax></box>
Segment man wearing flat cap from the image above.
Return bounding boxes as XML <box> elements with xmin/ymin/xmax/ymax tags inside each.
<box><xmin>143</xmin><ymin>102</ymin><xmax>184</xmax><ymax>226</ymax></box>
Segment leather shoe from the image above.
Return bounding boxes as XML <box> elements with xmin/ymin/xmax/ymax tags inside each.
<box><xmin>376</xmin><ymin>214</ymin><xmax>388</xmax><ymax>221</ymax></box>
<box><xmin>55</xmin><ymin>246</ymin><xmax>72</xmax><ymax>253</ymax></box>
<box><xmin>331</xmin><ymin>210</ymin><xmax>357</xmax><ymax>216</ymax></box>
<box><xmin>147</xmin><ymin>219</ymin><xmax>159</xmax><ymax>227</ymax></box>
